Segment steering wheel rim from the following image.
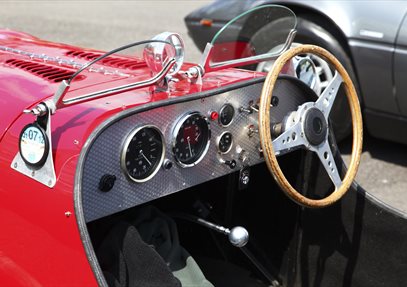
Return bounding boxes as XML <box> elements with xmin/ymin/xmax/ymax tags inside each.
<box><xmin>259</xmin><ymin>44</ymin><xmax>363</xmax><ymax>208</ymax></box>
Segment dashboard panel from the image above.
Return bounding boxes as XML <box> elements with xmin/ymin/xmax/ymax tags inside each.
<box><xmin>81</xmin><ymin>78</ymin><xmax>307</xmax><ymax>222</ymax></box>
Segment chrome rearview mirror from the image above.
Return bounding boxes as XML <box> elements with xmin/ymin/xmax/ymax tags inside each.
<box><xmin>200</xmin><ymin>4</ymin><xmax>297</xmax><ymax>74</ymax></box>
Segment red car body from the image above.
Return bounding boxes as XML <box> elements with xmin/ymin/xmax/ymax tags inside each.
<box><xmin>1</xmin><ymin>5</ymin><xmax>407</xmax><ymax>286</ymax></box>
<box><xmin>0</xmin><ymin>30</ymin><xmax>262</xmax><ymax>286</ymax></box>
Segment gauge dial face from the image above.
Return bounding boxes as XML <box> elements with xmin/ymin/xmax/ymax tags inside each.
<box><xmin>218</xmin><ymin>132</ymin><xmax>233</xmax><ymax>154</ymax></box>
<box><xmin>173</xmin><ymin>112</ymin><xmax>210</xmax><ymax>167</ymax></box>
<box><xmin>19</xmin><ymin>123</ymin><xmax>49</xmax><ymax>166</ymax></box>
<box><xmin>122</xmin><ymin>126</ymin><xmax>165</xmax><ymax>183</ymax></box>
<box><xmin>219</xmin><ymin>104</ymin><xmax>235</xmax><ymax>127</ymax></box>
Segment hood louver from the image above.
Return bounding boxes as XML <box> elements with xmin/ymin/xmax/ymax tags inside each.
<box><xmin>5</xmin><ymin>59</ymin><xmax>80</xmax><ymax>83</ymax></box>
<box><xmin>65</xmin><ymin>50</ymin><xmax>146</xmax><ymax>70</ymax></box>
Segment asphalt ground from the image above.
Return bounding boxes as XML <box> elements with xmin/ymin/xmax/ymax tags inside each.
<box><xmin>1</xmin><ymin>1</ymin><xmax>406</xmax><ymax>213</ymax></box>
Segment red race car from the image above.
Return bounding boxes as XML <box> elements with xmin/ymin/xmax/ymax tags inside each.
<box><xmin>0</xmin><ymin>5</ymin><xmax>405</xmax><ymax>287</ymax></box>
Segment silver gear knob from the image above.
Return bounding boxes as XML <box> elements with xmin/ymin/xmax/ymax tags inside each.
<box><xmin>227</xmin><ymin>226</ymin><xmax>249</xmax><ymax>247</ymax></box>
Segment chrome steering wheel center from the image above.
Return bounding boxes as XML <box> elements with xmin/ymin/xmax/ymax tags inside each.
<box><xmin>303</xmin><ymin>107</ymin><xmax>328</xmax><ymax>146</ymax></box>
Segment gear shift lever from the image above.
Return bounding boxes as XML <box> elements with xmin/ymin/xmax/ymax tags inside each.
<box><xmin>193</xmin><ymin>217</ymin><xmax>249</xmax><ymax>247</ymax></box>
<box><xmin>228</xmin><ymin>226</ymin><xmax>250</xmax><ymax>247</ymax></box>
<box><xmin>176</xmin><ymin>215</ymin><xmax>279</xmax><ymax>286</ymax></box>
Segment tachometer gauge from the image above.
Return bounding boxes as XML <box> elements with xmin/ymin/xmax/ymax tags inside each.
<box><xmin>19</xmin><ymin>123</ymin><xmax>49</xmax><ymax>167</ymax></box>
<box><xmin>173</xmin><ymin>112</ymin><xmax>210</xmax><ymax>167</ymax></box>
<box><xmin>121</xmin><ymin>125</ymin><xmax>165</xmax><ymax>183</ymax></box>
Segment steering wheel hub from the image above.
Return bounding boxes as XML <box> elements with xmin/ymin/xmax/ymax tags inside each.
<box><xmin>303</xmin><ymin>107</ymin><xmax>328</xmax><ymax>146</ymax></box>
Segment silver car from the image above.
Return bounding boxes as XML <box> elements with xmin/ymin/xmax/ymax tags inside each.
<box><xmin>185</xmin><ymin>0</ymin><xmax>407</xmax><ymax>144</ymax></box>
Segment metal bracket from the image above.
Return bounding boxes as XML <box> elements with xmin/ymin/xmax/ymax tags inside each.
<box><xmin>11</xmin><ymin>106</ymin><xmax>56</xmax><ymax>188</ymax></box>
<box><xmin>185</xmin><ymin>65</ymin><xmax>203</xmax><ymax>85</ymax></box>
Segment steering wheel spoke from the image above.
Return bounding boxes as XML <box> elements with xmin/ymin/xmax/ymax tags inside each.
<box><xmin>272</xmin><ymin>123</ymin><xmax>304</xmax><ymax>156</ymax></box>
<box><xmin>312</xmin><ymin>141</ymin><xmax>342</xmax><ymax>189</ymax></box>
<box><xmin>315</xmin><ymin>71</ymin><xmax>343</xmax><ymax>120</ymax></box>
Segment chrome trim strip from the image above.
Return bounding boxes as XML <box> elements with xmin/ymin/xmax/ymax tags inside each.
<box><xmin>0</xmin><ymin>45</ymin><xmax>130</xmax><ymax>77</ymax></box>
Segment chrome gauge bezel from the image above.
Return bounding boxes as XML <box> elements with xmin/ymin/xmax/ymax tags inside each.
<box><xmin>219</xmin><ymin>103</ymin><xmax>235</xmax><ymax>127</ymax></box>
<box><xmin>217</xmin><ymin>131</ymin><xmax>234</xmax><ymax>154</ymax></box>
<box><xmin>172</xmin><ymin>112</ymin><xmax>211</xmax><ymax>168</ymax></box>
<box><xmin>121</xmin><ymin>125</ymin><xmax>165</xmax><ymax>183</ymax></box>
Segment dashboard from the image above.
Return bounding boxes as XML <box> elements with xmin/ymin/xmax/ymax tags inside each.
<box><xmin>81</xmin><ymin>78</ymin><xmax>308</xmax><ymax>222</ymax></box>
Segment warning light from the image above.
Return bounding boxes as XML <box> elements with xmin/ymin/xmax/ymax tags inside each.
<box><xmin>210</xmin><ymin>111</ymin><xmax>219</xmax><ymax>121</ymax></box>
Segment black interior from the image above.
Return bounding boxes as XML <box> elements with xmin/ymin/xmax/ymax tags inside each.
<box><xmin>86</xmin><ymin>78</ymin><xmax>407</xmax><ymax>287</ymax></box>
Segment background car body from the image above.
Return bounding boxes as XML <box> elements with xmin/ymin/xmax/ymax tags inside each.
<box><xmin>185</xmin><ymin>0</ymin><xmax>407</xmax><ymax>144</ymax></box>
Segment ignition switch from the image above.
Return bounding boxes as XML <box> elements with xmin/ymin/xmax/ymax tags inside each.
<box><xmin>219</xmin><ymin>158</ymin><xmax>237</xmax><ymax>169</ymax></box>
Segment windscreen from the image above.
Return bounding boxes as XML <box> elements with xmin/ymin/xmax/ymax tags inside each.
<box><xmin>207</xmin><ymin>5</ymin><xmax>296</xmax><ymax>68</ymax></box>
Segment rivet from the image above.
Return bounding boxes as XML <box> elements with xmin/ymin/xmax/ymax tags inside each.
<box><xmin>14</xmin><ymin>162</ymin><xmax>17</xmax><ymax>168</ymax></box>
<box><xmin>65</xmin><ymin>211</ymin><xmax>72</xmax><ymax>217</ymax></box>
<box><xmin>73</xmin><ymin>140</ymin><xmax>79</xmax><ymax>145</ymax></box>
<box><xmin>48</xmin><ymin>180</ymin><xmax>53</xmax><ymax>186</ymax></box>
<box><xmin>31</xmin><ymin>171</ymin><xmax>35</xmax><ymax>177</ymax></box>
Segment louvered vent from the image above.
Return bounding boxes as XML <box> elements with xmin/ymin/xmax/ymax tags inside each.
<box><xmin>5</xmin><ymin>59</ymin><xmax>79</xmax><ymax>82</ymax></box>
<box><xmin>66</xmin><ymin>50</ymin><xmax>146</xmax><ymax>70</ymax></box>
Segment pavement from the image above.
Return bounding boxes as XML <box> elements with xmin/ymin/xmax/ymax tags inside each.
<box><xmin>1</xmin><ymin>1</ymin><xmax>406</xmax><ymax>213</ymax></box>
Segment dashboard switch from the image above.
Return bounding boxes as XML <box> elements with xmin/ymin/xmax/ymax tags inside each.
<box><xmin>224</xmin><ymin>160</ymin><xmax>237</xmax><ymax>169</ymax></box>
<box><xmin>239</xmin><ymin>167</ymin><xmax>250</xmax><ymax>190</ymax></box>
<box><xmin>163</xmin><ymin>159</ymin><xmax>173</xmax><ymax>170</ymax></box>
<box><xmin>239</xmin><ymin>150</ymin><xmax>250</xmax><ymax>164</ymax></box>
<box><xmin>99</xmin><ymin>174</ymin><xmax>116</xmax><ymax>192</ymax></box>
<box><xmin>219</xmin><ymin>158</ymin><xmax>237</xmax><ymax>169</ymax></box>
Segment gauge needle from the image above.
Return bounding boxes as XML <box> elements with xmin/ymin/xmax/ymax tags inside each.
<box><xmin>140</xmin><ymin>150</ymin><xmax>152</xmax><ymax>166</ymax></box>
<box><xmin>187</xmin><ymin>136</ymin><xmax>193</xmax><ymax>157</ymax></box>
<box><xmin>195</xmin><ymin>132</ymin><xmax>201</xmax><ymax>142</ymax></box>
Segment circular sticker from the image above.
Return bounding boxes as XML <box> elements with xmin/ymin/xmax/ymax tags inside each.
<box><xmin>19</xmin><ymin>123</ymin><xmax>49</xmax><ymax>166</ymax></box>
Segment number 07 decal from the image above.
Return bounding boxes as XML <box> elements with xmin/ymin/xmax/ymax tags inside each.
<box><xmin>19</xmin><ymin>123</ymin><xmax>50</xmax><ymax>167</ymax></box>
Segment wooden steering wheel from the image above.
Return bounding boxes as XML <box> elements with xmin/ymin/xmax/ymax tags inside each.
<box><xmin>259</xmin><ymin>45</ymin><xmax>363</xmax><ymax>208</ymax></box>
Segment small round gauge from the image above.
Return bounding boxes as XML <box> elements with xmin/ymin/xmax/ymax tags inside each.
<box><xmin>173</xmin><ymin>112</ymin><xmax>210</xmax><ymax>167</ymax></box>
<box><xmin>122</xmin><ymin>125</ymin><xmax>165</xmax><ymax>183</ymax></box>
<box><xmin>219</xmin><ymin>103</ymin><xmax>235</xmax><ymax>127</ymax></box>
<box><xmin>19</xmin><ymin>123</ymin><xmax>49</xmax><ymax>167</ymax></box>
<box><xmin>217</xmin><ymin>132</ymin><xmax>233</xmax><ymax>154</ymax></box>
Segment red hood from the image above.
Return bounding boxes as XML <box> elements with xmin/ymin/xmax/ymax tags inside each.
<box><xmin>0</xmin><ymin>29</ymin><xmax>263</xmax><ymax>143</ymax></box>
<box><xmin>0</xmin><ymin>29</ymin><xmax>154</xmax><ymax>140</ymax></box>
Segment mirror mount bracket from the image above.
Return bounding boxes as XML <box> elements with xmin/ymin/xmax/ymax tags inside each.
<box><xmin>185</xmin><ymin>65</ymin><xmax>204</xmax><ymax>85</ymax></box>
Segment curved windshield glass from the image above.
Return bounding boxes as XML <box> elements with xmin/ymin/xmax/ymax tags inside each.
<box><xmin>204</xmin><ymin>5</ymin><xmax>296</xmax><ymax>71</ymax></box>
<box><xmin>56</xmin><ymin>40</ymin><xmax>176</xmax><ymax>108</ymax></box>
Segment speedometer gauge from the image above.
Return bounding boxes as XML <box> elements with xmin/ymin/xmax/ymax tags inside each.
<box><xmin>173</xmin><ymin>112</ymin><xmax>210</xmax><ymax>167</ymax></box>
<box><xmin>121</xmin><ymin>125</ymin><xmax>165</xmax><ymax>183</ymax></box>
